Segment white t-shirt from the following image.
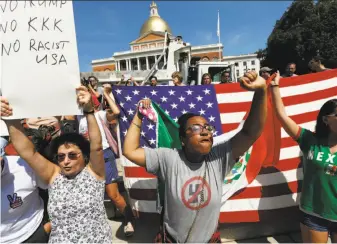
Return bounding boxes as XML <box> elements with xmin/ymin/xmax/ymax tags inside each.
<box><xmin>77</xmin><ymin>111</ymin><xmax>110</xmax><ymax>150</ymax></box>
<box><xmin>1</xmin><ymin>156</ymin><xmax>47</xmax><ymax>243</ymax></box>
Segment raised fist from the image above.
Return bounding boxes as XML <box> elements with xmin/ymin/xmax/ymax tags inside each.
<box><xmin>239</xmin><ymin>71</ymin><xmax>267</xmax><ymax>91</ymax></box>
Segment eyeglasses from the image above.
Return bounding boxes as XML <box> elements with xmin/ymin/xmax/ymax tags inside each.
<box><xmin>56</xmin><ymin>152</ymin><xmax>81</xmax><ymax>163</ymax></box>
<box><xmin>326</xmin><ymin>113</ymin><xmax>337</xmax><ymax>117</ymax></box>
<box><xmin>186</xmin><ymin>124</ymin><xmax>215</xmax><ymax>135</ymax></box>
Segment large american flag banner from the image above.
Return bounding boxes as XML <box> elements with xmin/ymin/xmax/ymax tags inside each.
<box><xmin>112</xmin><ymin>69</ymin><xmax>337</xmax><ymax>223</ymax></box>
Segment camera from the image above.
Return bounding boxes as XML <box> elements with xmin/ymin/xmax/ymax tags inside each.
<box><xmin>81</xmin><ymin>77</ymin><xmax>89</xmax><ymax>87</ymax></box>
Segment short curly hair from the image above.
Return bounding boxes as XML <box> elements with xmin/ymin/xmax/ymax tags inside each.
<box><xmin>49</xmin><ymin>133</ymin><xmax>90</xmax><ymax>164</ymax></box>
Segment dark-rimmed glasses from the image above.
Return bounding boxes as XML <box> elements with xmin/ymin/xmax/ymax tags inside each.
<box><xmin>186</xmin><ymin>124</ymin><xmax>215</xmax><ymax>135</ymax></box>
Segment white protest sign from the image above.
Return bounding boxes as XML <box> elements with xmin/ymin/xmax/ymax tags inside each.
<box><xmin>0</xmin><ymin>0</ymin><xmax>82</xmax><ymax>119</ymax></box>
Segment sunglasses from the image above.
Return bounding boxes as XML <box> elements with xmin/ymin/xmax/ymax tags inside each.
<box><xmin>186</xmin><ymin>124</ymin><xmax>215</xmax><ymax>135</ymax></box>
<box><xmin>56</xmin><ymin>152</ymin><xmax>81</xmax><ymax>163</ymax></box>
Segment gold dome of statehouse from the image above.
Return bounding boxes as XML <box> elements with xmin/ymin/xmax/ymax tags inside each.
<box><xmin>139</xmin><ymin>1</ymin><xmax>172</xmax><ymax>37</ymax></box>
<box><xmin>139</xmin><ymin>16</ymin><xmax>172</xmax><ymax>36</ymax></box>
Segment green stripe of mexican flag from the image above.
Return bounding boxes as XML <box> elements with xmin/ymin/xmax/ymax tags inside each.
<box><xmin>151</xmin><ymin>101</ymin><xmax>181</xmax><ymax>149</ymax></box>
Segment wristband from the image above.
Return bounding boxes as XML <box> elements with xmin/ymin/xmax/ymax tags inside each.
<box><xmin>132</xmin><ymin>121</ymin><xmax>141</xmax><ymax>129</ymax></box>
<box><xmin>270</xmin><ymin>84</ymin><xmax>279</xmax><ymax>87</ymax></box>
<box><xmin>83</xmin><ymin>110</ymin><xmax>95</xmax><ymax>114</ymax></box>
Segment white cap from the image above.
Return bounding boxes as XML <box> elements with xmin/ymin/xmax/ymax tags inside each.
<box><xmin>124</xmin><ymin>74</ymin><xmax>131</xmax><ymax>80</ymax></box>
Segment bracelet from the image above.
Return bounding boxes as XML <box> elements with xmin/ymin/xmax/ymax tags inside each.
<box><xmin>270</xmin><ymin>84</ymin><xmax>279</xmax><ymax>87</ymax></box>
<box><xmin>83</xmin><ymin>110</ymin><xmax>95</xmax><ymax>114</ymax></box>
<box><xmin>132</xmin><ymin>121</ymin><xmax>142</xmax><ymax>129</ymax></box>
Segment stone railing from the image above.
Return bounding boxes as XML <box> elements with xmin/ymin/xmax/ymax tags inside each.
<box><xmin>80</xmin><ymin>69</ymin><xmax>171</xmax><ymax>83</ymax></box>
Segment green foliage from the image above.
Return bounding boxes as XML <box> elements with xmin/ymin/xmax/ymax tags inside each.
<box><xmin>257</xmin><ymin>0</ymin><xmax>337</xmax><ymax>74</ymax></box>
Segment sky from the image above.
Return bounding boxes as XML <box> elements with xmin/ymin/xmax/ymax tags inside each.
<box><xmin>73</xmin><ymin>1</ymin><xmax>293</xmax><ymax>72</ymax></box>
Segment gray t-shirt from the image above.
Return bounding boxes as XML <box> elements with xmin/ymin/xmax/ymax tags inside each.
<box><xmin>145</xmin><ymin>140</ymin><xmax>234</xmax><ymax>243</ymax></box>
<box><xmin>97</xmin><ymin>86</ymin><xmax>104</xmax><ymax>95</ymax></box>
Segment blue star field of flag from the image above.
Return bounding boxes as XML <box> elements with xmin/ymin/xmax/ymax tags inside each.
<box><xmin>112</xmin><ymin>86</ymin><xmax>223</xmax><ymax>148</ymax></box>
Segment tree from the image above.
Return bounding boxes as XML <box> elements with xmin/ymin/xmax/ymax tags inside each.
<box><xmin>257</xmin><ymin>0</ymin><xmax>337</xmax><ymax>74</ymax></box>
<box><xmin>315</xmin><ymin>0</ymin><xmax>337</xmax><ymax>68</ymax></box>
<box><xmin>255</xmin><ymin>49</ymin><xmax>267</xmax><ymax>67</ymax></box>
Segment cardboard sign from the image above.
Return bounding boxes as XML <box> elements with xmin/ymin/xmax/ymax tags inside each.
<box><xmin>0</xmin><ymin>0</ymin><xmax>81</xmax><ymax>119</ymax></box>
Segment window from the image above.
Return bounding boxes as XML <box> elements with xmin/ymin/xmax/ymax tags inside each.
<box><xmin>251</xmin><ymin>60</ymin><xmax>255</xmax><ymax>65</ymax></box>
<box><xmin>252</xmin><ymin>68</ymin><xmax>256</xmax><ymax>71</ymax></box>
<box><xmin>236</xmin><ymin>70</ymin><xmax>239</xmax><ymax>77</ymax></box>
<box><xmin>243</xmin><ymin>61</ymin><xmax>247</xmax><ymax>66</ymax></box>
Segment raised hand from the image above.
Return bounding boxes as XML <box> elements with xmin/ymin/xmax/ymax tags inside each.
<box><xmin>0</xmin><ymin>97</ymin><xmax>13</xmax><ymax>117</ymax></box>
<box><xmin>270</xmin><ymin>71</ymin><xmax>281</xmax><ymax>86</ymax></box>
<box><xmin>76</xmin><ymin>86</ymin><xmax>94</xmax><ymax>113</ymax></box>
<box><xmin>138</xmin><ymin>99</ymin><xmax>151</xmax><ymax>109</ymax></box>
<box><xmin>103</xmin><ymin>84</ymin><xmax>112</xmax><ymax>95</ymax></box>
<box><xmin>239</xmin><ymin>71</ymin><xmax>267</xmax><ymax>91</ymax></box>
<box><xmin>136</xmin><ymin>99</ymin><xmax>151</xmax><ymax>119</ymax></box>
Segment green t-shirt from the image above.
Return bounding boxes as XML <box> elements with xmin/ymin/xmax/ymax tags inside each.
<box><xmin>296</xmin><ymin>128</ymin><xmax>337</xmax><ymax>221</ymax></box>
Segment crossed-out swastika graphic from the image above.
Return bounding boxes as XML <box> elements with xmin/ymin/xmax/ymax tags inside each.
<box><xmin>181</xmin><ymin>176</ymin><xmax>211</xmax><ymax>210</ymax></box>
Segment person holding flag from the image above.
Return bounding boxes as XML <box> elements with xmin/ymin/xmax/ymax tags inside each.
<box><xmin>123</xmin><ymin>71</ymin><xmax>268</xmax><ymax>243</ymax></box>
<box><xmin>270</xmin><ymin>71</ymin><xmax>337</xmax><ymax>243</ymax></box>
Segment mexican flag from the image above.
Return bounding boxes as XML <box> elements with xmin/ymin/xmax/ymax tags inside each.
<box><xmin>138</xmin><ymin>101</ymin><xmax>181</xmax><ymax>149</ymax></box>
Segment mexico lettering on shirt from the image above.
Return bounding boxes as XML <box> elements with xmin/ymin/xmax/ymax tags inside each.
<box><xmin>306</xmin><ymin>149</ymin><xmax>337</xmax><ymax>176</ymax></box>
<box><xmin>308</xmin><ymin>150</ymin><xmax>336</xmax><ymax>163</ymax></box>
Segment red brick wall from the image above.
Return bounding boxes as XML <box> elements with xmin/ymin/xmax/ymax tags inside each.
<box><xmin>92</xmin><ymin>64</ymin><xmax>116</xmax><ymax>72</ymax></box>
<box><xmin>191</xmin><ymin>51</ymin><xmax>223</xmax><ymax>61</ymax></box>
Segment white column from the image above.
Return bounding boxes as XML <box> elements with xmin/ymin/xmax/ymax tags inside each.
<box><xmin>116</xmin><ymin>61</ymin><xmax>120</xmax><ymax>71</ymax></box>
<box><xmin>146</xmin><ymin>56</ymin><xmax>149</xmax><ymax>70</ymax></box>
<box><xmin>128</xmin><ymin>59</ymin><xmax>132</xmax><ymax>71</ymax></box>
<box><xmin>137</xmin><ymin>58</ymin><xmax>140</xmax><ymax>71</ymax></box>
<box><xmin>155</xmin><ymin>56</ymin><xmax>158</xmax><ymax>69</ymax></box>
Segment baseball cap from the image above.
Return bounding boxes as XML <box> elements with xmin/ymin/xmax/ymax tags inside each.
<box><xmin>260</xmin><ymin>67</ymin><xmax>273</xmax><ymax>72</ymax></box>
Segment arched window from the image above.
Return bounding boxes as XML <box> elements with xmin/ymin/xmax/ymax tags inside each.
<box><xmin>104</xmin><ymin>68</ymin><xmax>111</xmax><ymax>71</ymax></box>
<box><xmin>201</xmin><ymin>56</ymin><xmax>210</xmax><ymax>61</ymax></box>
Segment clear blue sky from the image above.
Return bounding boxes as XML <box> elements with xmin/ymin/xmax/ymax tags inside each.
<box><xmin>73</xmin><ymin>1</ymin><xmax>293</xmax><ymax>72</ymax></box>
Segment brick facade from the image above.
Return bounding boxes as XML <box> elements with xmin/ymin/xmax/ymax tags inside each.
<box><xmin>92</xmin><ymin>64</ymin><xmax>116</xmax><ymax>72</ymax></box>
<box><xmin>191</xmin><ymin>51</ymin><xmax>223</xmax><ymax>61</ymax></box>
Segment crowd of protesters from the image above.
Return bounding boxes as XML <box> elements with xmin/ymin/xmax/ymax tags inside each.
<box><xmin>1</xmin><ymin>55</ymin><xmax>336</xmax><ymax>243</ymax></box>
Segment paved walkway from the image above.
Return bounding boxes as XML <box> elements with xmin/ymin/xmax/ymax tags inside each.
<box><xmin>108</xmin><ymin>174</ymin><xmax>332</xmax><ymax>243</ymax></box>
<box><xmin>107</xmin><ymin>216</ymin><xmax>331</xmax><ymax>243</ymax></box>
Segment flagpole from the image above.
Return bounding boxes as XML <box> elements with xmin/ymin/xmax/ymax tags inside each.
<box><xmin>217</xmin><ymin>10</ymin><xmax>221</xmax><ymax>61</ymax></box>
